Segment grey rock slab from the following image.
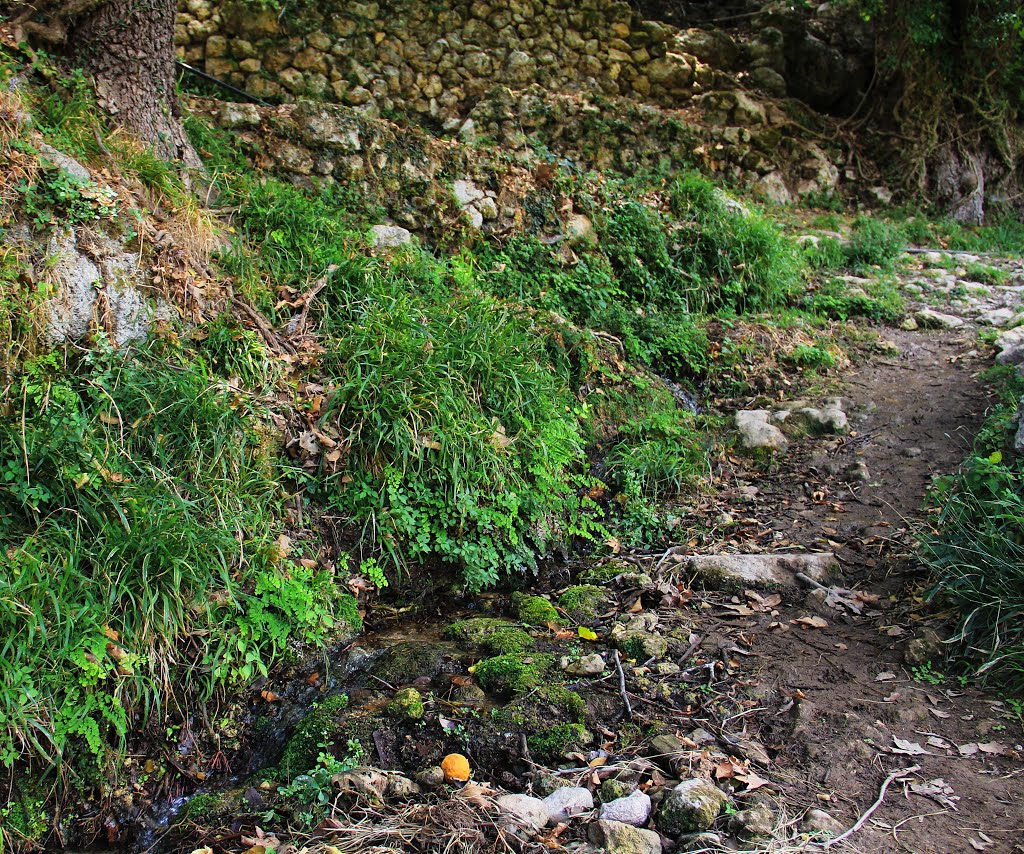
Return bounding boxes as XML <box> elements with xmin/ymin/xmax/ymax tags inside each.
<box><xmin>657</xmin><ymin>779</ymin><xmax>729</xmax><ymax>836</ymax></box>
<box><xmin>728</xmin><ymin>804</ymin><xmax>775</xmax><ymax>840</ymax></box>
<box><xmin>369</xmin><ymin>224</ymin><xmax>413</xmax><ymax>247</ymax></box>
<box><xmin>914</xmin><ymin>308</ymin><xmax>965</xmax><ymax>329</ymax></box>
<box><xmin>588</xmin><ymin>819</ymin><xmax>662</xmax><ymax>854</ymax></box>
<box><xmin>452</xmin><ymin>178</ymin><xmax>485</xmax><ymax>206</ymax></box>
<box><xmin>543</xmin><ymin>786</ymin><xmax>594</xmax><ymax>824</ymax></box>
<box><xmin>684</xmin><ymin>553</ymin><xmax>839</xmax><ymax>588</ymax></box>
<box><xmin>38</xmin><ymin>142</ymin><xmax>91</xmax><ymax>182</ymax></box>
<box><xmin>43</xmin><ymin>229</ymin><xmax>100</xmax><ymax>345</ymax></box>
<box><xmin>598</xmin><ymin>790</ymin><xmax>652</xmax><ymax>826</ymax></box>
<box><xmin>497</xmin><ymin>793</ymin><xmax>549</xmax><ymax>831</ymax></box>
<box><xmin>735</xmin><ymin>410</ymin><xmax>788</xmax><ymax>452</ymax></box>
<box><xmin>996</xmin><ymin>326</ymin><xmax>1024</xmax><ymax>365</ymax></box>
<box><xmin>978</xmin><ymin>307</ymin><xmax>1015</xmax><ymax>327</ymax></box>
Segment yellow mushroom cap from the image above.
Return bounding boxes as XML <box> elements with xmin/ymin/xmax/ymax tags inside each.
<box><xmin>440</xmin><ymin>753</ymin><xmax>471</xmax><ymax>782</ymax></box>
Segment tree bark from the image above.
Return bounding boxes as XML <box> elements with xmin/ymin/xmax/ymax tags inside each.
<box><xmin>68</xmin><ymin>0</ymin><xmax>200</xmax><ymax>167</ymax></box>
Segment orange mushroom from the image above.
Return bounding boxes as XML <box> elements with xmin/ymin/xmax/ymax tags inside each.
<box><xmin>440</xmin><ymin>753</ymin><xmax>471</xmax><ymax>782</ymax></box>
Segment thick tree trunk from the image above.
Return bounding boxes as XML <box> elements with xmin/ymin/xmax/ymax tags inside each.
<box><xmin>69</xmin><ymin>0</ymin><xmax>200</xmax><ymax>167</ymax></box>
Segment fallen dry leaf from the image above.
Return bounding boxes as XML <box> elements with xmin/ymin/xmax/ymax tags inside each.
<box><xmin>792</xmin><ymin>615</ymin><xmax>828</xmax><ymax>629</ymax></box>
<box><xmin>891</xmin><ymin>737</ymin><xmax>931</xmax><ymax>756</ymax></box>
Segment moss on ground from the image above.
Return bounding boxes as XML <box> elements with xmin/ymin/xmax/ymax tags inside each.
<box><xmin>277</xmin><ymin>694</ymin><xmax>349</xmax><ymax>777</ymax></box>
<box><xmin>474</xmin><ymin>653</ymin><xmax>555</xmax><ymax>697</ymax></box>
<box><xmin>557</xmin><ymin>584</ymin><xmax>610</xmax><ymax>619</ymax></box>
<box><xmin>512</xmin><ymin>593</ymin><xmax>559</xmax><ymax>626</ymax></box>
<box><xmin>388</xmin><ymin>687</ymin><xmax>425</xmax><ymax>720</ymax></box>
<box><xmin>527</xmin><ymin>723</ymin><xmax>592</xmax><ymax>759</ymax></box>
<box><xmin>444</xmin><ymin>617</ymin><xmax>534</xmax><ymax>655</ymax></box>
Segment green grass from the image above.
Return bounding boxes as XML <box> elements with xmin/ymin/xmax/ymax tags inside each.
<box><xmin>0</xmin><ymin>342</ymin><xmax>357</xmax><ymax>770</ymax></box>
<box><xmin>923</xmin><ymin>369</ymin><xmax>1024</xmax><ymax>693</ymax></box>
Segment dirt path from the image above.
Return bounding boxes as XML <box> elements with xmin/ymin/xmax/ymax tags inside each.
<box><xmin>710</xmin><ymin>325</ymin><xmax>1024</xmax><ymax>853</ymax></box>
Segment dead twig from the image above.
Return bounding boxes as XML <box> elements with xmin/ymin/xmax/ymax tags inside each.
<box><xmin>613</xmin><ymin>649</ymin><xmax>633</xmax><ymax>721</ymax></box>
<box><xmin>824</xmin><ymin>764</ymin><xmax>921</xmax><ymax>848</ymax></box>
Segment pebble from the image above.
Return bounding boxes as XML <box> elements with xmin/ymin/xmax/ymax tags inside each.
<box><xmin>542</xmin><ymin>785</ymin><xmax>594</xmax><ymax>823</ymax></box>
<box><xmin>497</xmin><ymin>793</ymin><xmax>549</xmax><ymax>831</ymax></box>
<box><xmin>598</xmin><ymin>790</ymin><xmax>652</xmax><ymax>826</ymax></box>
<box><xmin>801</xmin><ymin>807</ymin><xmax>845</xmax><ymax>838</ymax></box>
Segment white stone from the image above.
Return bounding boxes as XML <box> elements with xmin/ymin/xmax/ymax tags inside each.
<box><xmin>369</xmin><ymin>224</ymin><xmax>413</xmax><ymax>247</ymax></box>
<box><xmin>542</xmin><ymin>786</ymin><xmax>593</xmax><ymax>824</ymax></box>
<box><xmin>914</xmin><ymin>309</ymin><xmax>965</xmax><ymax>329</ymax></box>
<box><xmin>38</xmin><ymin>142</ymin><xmax>91</xmax><ymax>183</ymax></box>
<box><xmin>598</xmin><ymin>790</ymin><xmax>652</xmax><ymax>826</ymax></box>
<box><xmin>452</xmin><ymin>178</ymin><xmax>485</xmax><ymax>206</ymax></box>
<box><xmin>735</xmin><ymin>410</ymin><xmax>788</xmax><ymax>452</ymax></box>
<box><xmin>589</xmin><ymin>819</ymin><xmax>662</xmax><ymax>854</ymax></box>
<box><xmin>685</xmin><ymin>553</ymin><xmax>839</xmax><ymax>587</ymax></box>
<box><xmin>497</xmin><ymin>793</ymin><xmax>549</xmax><ymax>831</ymax></box>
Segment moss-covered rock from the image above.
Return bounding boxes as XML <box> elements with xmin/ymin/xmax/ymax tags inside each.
<box><xmin>277</xmin><ymin>694</ymin><xmax>349</xmax><ymax>777</ymax></box>
<box><xmin>474</xmin><ymin>653</ymin><xmax>555</xmax><ymax>697</ymax></box>
<box><xmin>445</xmin><ymin>617</ymin><xmax>534</xmax><ymax>655</ymax></box>
<box><xmin>494</xmin><ymin>684</ymin><xmax>586</xmax><ymax>728</ymax></box>
<box><xmin>388</xmin><ymin>687</ymin><xmax>425</xmax><ymax>720</ymax></box>
<box><xmin>527</xmin><ymin>722</ymin><xmax>593</xmax><ymax>758</ymax></box>
<box><xmin>369</xmin><ymin>641</ymin><xmax>454</xmax><ymax>684</ymax></box>
<box><xmin>512</xmin><ymin>593</ymin><xmax>559</xmax><ymax>626</ymax></box>
<box><xmin>658</xmin><ymin>779</ymin><xmax>729</xmax><ymax>836</ymax></box>
<box><xmin>557</xmin><ymin>584</ymin><xmax>610</xmax><ymax>619</ymax></box>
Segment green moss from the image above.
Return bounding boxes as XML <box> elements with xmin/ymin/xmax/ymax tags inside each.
<box><xmin>557</xmin><ymin>585</ymin><xmax>609</xmax><ymax>619</ymax></box>
<box><xmin>491</xmin><ymin>684</ymin><xmax>586</xmax><ymax>729</ymax></box>
<box><xmin>387</xmin><ymin>687</ymin><xmax>425</xmax><ymax>720</ymax></box>
<box><xmin>0</xmin><ymin>793</ymin><xmax>47</xmax><ymax>842</ymax></box>
<box><xmin>512</xmin><ymin>593</ymin><xmax>559</xmax><ymax>626</ymax></box>
<box><xmin>181</xmin><ymin>791</ymin><xmax>244</xmax><ymax>821</ymax></box>
<box><xmin>527</xmin><ymin>723</ymin><xmax>592</xmax><ymax>759</ymax></box>
<box><xmin>278</xmin><ymin>694</ymin><xmax>349</xmax><ymax>777</ymax></box>
<box><xmin>482</xmin><ymin>628</ymin><xmax>535</xmax><ymax>655</ymax></box>
<box><xmin>336</xmin><ymin>593</ymin><xmax>363</xmax><ymax>634</ymax></box>
<box><xmin>474</xmin><ymin>653</ymin><xmax>555</xmax><ymax>697</ymax></box>
<box><xmin>445</xmin><ymin>617</ymin><xmax>520</xmax><ymax>645</ymax></box>
<box><xmin>370</xmin><ymin>642</ymin><xmax>452</xmax><ymax>683</ymax></box>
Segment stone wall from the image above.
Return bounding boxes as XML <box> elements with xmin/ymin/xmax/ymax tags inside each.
<box><xmin>175</xmin><ymin>0</ymin><xmax>707</xmax><ymax>122</ymax></box>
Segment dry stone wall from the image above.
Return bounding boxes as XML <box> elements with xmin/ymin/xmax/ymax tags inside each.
<box><xmin>175</xmin><ymin>0</ymin><xmax>707</xmax><ymax>121</ymax></box>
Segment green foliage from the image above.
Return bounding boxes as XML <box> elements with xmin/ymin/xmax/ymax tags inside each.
<box><xmin>15</xmin><ymin>153</ymin><xmax>117</xmax><ymax>230</ymax></box>
<box><xmin>803</xmin><ymin>236</ymin><xmax>847</xmax><ymax>270</ymax></box>
<box><xmin>783</xmin><ymin>343</ymin><xmax>838</xmax><ymax>371</ymax></box>
<box><xmin>802</xmin><ymin>277</ymin><xmax>905</xmax><ymax>322</ymax></box>
<box><xmin>277</xmin><ymin>695</ymin><xmax>351</xmax><ymax>778</ymax></box>
<box><xmin>963</xmin><ymin>262</ymin><xmax>1009</xmax><ymax>287</ymax></box>
<box><xmin>313</xmin><ymin>250</ymin><xmax>598</xmax><ymax>590</ymax></box>
<box><xmin>0</xmin><ymin>344</ymin><xmax>355</xmax><ymax>769</ymax></box>
<box><xmin>845</xmin><ymin>216</ymin><xmax>906</xmax><ymax>271</ymax></box>
<box><xmin>667</xmin><ymin>174</ymin><xmax>803</xmax><ymax>313</ymax></box>
<box><xmin>922</xmin><ymin>370</ymin><xmax>1024</xmax><ymax>691</ymax></box>
<box><xmin>606</xmin><ymin>410</ymin><xmax>709</xmax><ymax>499</ymax></box>
<box><xmin>278</xmin><ymin>737</ymin><xmax>365</xmax><ymax>828</ymax></box>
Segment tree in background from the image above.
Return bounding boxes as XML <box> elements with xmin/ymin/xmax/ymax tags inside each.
<box><xmin>7</xmin><ymin>0</ymin><xmax>199</xmax><ymax>166</ymax></box>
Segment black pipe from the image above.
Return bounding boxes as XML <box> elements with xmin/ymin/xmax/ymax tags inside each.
<box><xmin>176</xmin><ymin>61</ymin><xmax>272</xmax><ymax>107</ymax></box>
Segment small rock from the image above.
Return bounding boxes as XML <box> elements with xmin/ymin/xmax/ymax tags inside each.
<box><xmin>900</xmin><ymin>316</ymin><xmax>919</xmax><ymax>331</ymax></box>
<box><xmin>369</xmin><ymin>224</ymin><xmax>413</xmax><ymax>247</ymax></box>
<box><xmin>657</xmin><ymin>779</ymin><xmax>729</xmax><ymax>835</ymax></box>
<box><xmin>543</xmin><ymin>786</ymin><xmax>594</xmax><ymax>824</ymax></box>
<box><xmin>565</xmin><ymin>213</ymin><xmax>595</xmax><ymax>244</ymax></box>
<box><xmin>735</xmin><ymin>410</ymin><xmax>788</xmax><ymax>452</ymax></box>
<box><xmin>903</xmin><ymin>627</ymin><xmax>944</xmax><ymax>667</ymax></box>
<box><xmin>648</xmin><ymin>733</ymin><xmax>685</xmax><ymax>758</ymax></box>
<box><xmin>463</xmin><ymin>205</ymin><xmax>484</xmax><ymax>229</ymax></box>
<box><xmin>902</xmin><ymin>446</ymin><xmax>922</xmax><ymax>458</ymax></box>
<box><xmin>415</xmin><ymin>766</ymin><xmax>445</xmax><ymax>788</ymax></box>
<box><xmin>728</xmin><ymin>804</ymin><xmax>775</xmax><ymax>840</ymax></box>
<box><xmin>532</xmin><ymin>769</ymin><xmax>574</xmax><ymax>796</ymax></box>
<box><xmin>676</xmin><ymin>832</ymin><xmax>725</xmax><ymax>851</ymax></box>
<box><xmin>562</xmin><ymin>653</ymin><xmax>606</xmax><ymax>676</ymax></box>
<box><xmin>218</xmin><ymin>102</ymin><xmax>261</xmax><ymax>128</ymax></box>
<box><xmin>601</xmin><ymin>778</ymin><xmax>636</xmax><ymax>802</ymax></box>
<box><xmin>497</xmin><ymin>793</ymin><xmax>549</xmax><ymax>831</ymax></box>
<box><xmin>714</xmin><ymin>512</ymin><xmax>734</xmax><ymax>527</ymax></box>
<box><xmin>801</xmin><ymin>807</ymin><xmax>844</xmax><ymax>838</ymax></box>
<box><xmin>599</xmin><ymin>790</ymin><xmax>652</xmax><ymax>826</ymax></box>
<box><xmin>386</xmin><ymin>774</ymin><xmax>421</xmax><ymax>799</ymax></box>
<box><xmin>477</xmin><ymin>196</ymin><xmax>498</xmax><ymax>220</ymax></box>
<box><xmin>388</xmin><ymin>687</ymin><xmax>424</xmax><ymax>720</ymax></box>
<box><xmin>996</xmin><ymin>326</ymin><xmax>1024</xmax><ymax>366</ymax></box>
<box><xmin>38</xmin><ymin>142</ymin><xmax>91</xmax><ymax>182</ymax></box>
<box><xmin>452</xmin><ymin>178</ymin><xmax>485</xmax><ymax>206</ymax></box>
<box><xmin>914</xmin><ymin>308</ymin><xmax>965</xmax><ymax>329</ymax></box>
<box><xmin>588</xmin><ymin>819</ymin><xmax>662</xmax><ymax>854</ymax></box>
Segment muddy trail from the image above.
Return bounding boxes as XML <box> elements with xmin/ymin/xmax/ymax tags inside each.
<box><xmin>140</xmin><ymin>259</ymin><xmax>1024</xmax><ymax>854</ymax></box>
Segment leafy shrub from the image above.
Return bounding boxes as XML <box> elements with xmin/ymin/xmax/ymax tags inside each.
<box><xmin>668</xmin><ymin>174</ymin><xmax>803</xmax><ymax>312</ymax></box>
<box><xmin>845</xmin><ymin>216</ymin><xmax>905</xmax><ymax>271</ymax></box>
<box><xmin>803</xmin><ymin>236</ymin><xmax>847</xmax><ymax>270</ymax></box>
<box><xmin>802</xmin><ymin>277</ymin><xmax>904</xmax><ymax>322</ymax></box>
<box><xmin>312</xmin><ymin>250</ymin><xmax>600</xmax><ymax>590</ymax></box>
<box><xmin>607</xmin><ymin>411</ymin><xmax>709</xmax><ymax>499</ymax></box>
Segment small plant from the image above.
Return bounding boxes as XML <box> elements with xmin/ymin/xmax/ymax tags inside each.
<box><xmin>911</xmin><ymin>662</ymin><xmax>946</xmax><ymax>685</ymax></box>
<box><xmin>845</xmin><ymin>216</ymin><xmax>906</xmax><ymax>271</ymax></box>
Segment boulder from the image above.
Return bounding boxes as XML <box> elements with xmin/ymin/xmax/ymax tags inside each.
<box><xmin>801</xmin><ymin>807</ymin><xmax>844</xmax><ymax>838</ymax></box>
<box><xmin>370</xmin><ymin>224</ymin><xmax>413</xmax><ymax>247</ymax></box>
<box><xmin>996</xmin><ymin>326</ymin><xmax>1024</xmax><ymax>366</ymax></box>
<box><xmin>497</xmin><ymin>793</ymin><xmax>549</xmax><ymax>831</ymax></box>
<box><xmin>914</xmin><ymin>309</ymin><xmax>965</xmax><ymax>330</ymax></box>
<box><xmin>735</xmin><ymin>410</ymin><xmax>788</xmax><ymax>452</ymax></box>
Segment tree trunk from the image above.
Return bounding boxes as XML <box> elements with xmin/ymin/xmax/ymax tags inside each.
<box><xmin>69</xmin><ymin>0</ymin><xmax>200</xmax><ymax>167</ymax></box>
